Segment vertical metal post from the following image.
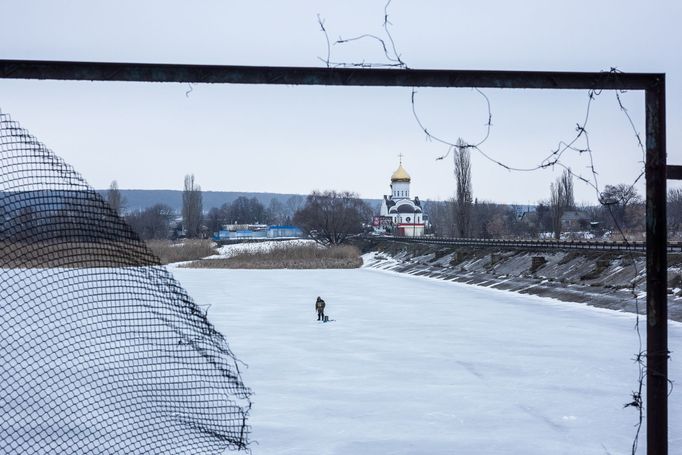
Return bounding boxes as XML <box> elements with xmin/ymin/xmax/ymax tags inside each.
<box><xmin>645</xmin><ymin>77</ymin><xmax>667</xmax><ymax>455</ymax></box>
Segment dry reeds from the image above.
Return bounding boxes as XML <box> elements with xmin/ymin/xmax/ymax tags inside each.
<box><xmin>0</xmin><ymin>240</ymin><xmax>158</xmax><ymax>268</ymax></box>
<box><xmin>182</xmin><ymin>243</ymin><xmax>362</xmax><ymax>269</ymax></box>
<box><xmin>146</xmin><ymin>239</ymin><xmax>217</xmax><ymax>265</ymax></box>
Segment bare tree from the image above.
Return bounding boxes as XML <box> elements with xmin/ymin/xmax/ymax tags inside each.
<box><xmin>600</xmin><ymin>184</ymin><xmax>642</xmax><ymax>230</ymax></box>
<box><xmin>422</xmin><ymin>199</ymin><xmax>455</xmax><ymax>237</ymax></box>
<box><xmin>224</xmin><ymin>196</ymin><xmax>268</xmax><ymax>225</ymax></box>
<box><xmin>106</xmin><ymin>180</ymin><xmax>125</xmax><ymax>215</ymax></box>
<box><xmin>126</xmin><ymin>204</ymin><xmax>174</xmax><ymax>240</ymax></box>
<box><xmin>549</xmin><ymin>169</ymin><xmax>574</xmax><ymax>239</ymax></box>
<box><xmin>293</xmin><ymin>190</ymin><xmax>372</xmax><ymax>245</ymax></box>
<box><xmin>267</xmin><ymin>198</ymin><xmax>287</xmax><ymax>225</ymax></box>
<box><xmin>534</xmin><ymin>202</ymin><xmax>552</xmax><ymax>235</ymax></box>
<box><xmin>561</xmin><ymin>169</ymin><xmax>575</xmax><ymax>209</ymax></box>
<box><xmin>471</xmin><ymin>201</ymin><xmax>514</xmax><ymax>239</ymax></box>
<box><xmin>453</xmin><ymin>138</ymin><xmax>473</xmax><ymax>237</ymax></box>
<box><xmin>205</xmin><ymin>207</ymin><xmax>223</xmax><ymax>235</ymax></box>
<box><xmin>486</xmin><ymin>212</ymin><xmax>509</xmax><ymax>238</ymax></box>
<box><xmin>668</xmin><ymin>187</ymin><xmax>682</xmax><ymax>235</ymax></box>
<box><xmin>286</xmin><ymin>195</ymin><xmax>305</xmax><ymax>218</ymax></box>
<box><xmin>182</xmin><ymin>174</ymin><xmax>203</xmax><ymax>238</ymax></box>
<box><xmin>549</xmin><ymin>182</ymin><xmax>563</xmax><ymax>239</ymax></box>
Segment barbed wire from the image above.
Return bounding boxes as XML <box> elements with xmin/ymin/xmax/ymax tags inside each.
<box><xmin>614</xmin><ymin>224</ymin><xmax>644</xmax><ymax>453</ymax></box>
<box><xmin>414</xmin><ymin>72</ymin><xmax>651</xmax><ymax>455</ymax></box>
<box><xmin>316</xmin><ymin>14</ymin><xmax>331</xmax><ymax>69</ymax></box>
<box><xmin>412</xmin><ymin>82</ymin><xmax>647</xmax><ymax>207</ymax></box>
<box><xmin>413</xmin><ymin>68</ymin><xmax>650</xmax><ymax>454</ymax></box>
<box><xmin>317</xmin><ymin>0</ymin><xmax>407</xmax><ymax>69</ymax></box>
<box><xmin>318</xmin><ymin>2</ymin><xmax>661</xmax><ymax>453</ymax></box>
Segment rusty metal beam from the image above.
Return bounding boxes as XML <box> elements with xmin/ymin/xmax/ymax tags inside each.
<box><xmin>0</xmin><ymin>59</ymin><xmax>661</xmax><ymax>90</ymax></box>
<box><xmin>0</xmin><ymin>57</ymin><xmax>669</xmax><ymax>454</ymax></box>
<box><xmin>667</xmin><ymin>165</ymin><xmax>682</xmax><ymax>180</ymax></box>
<box><xmin>646</xmin><ymin>79</ymin><xmax>668</xmax><ymax>455</ymax></box>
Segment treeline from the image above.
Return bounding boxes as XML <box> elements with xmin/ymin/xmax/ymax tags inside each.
<box><xmin>424</xmin><ymin>173</ymin><xmax>664</xmax><ymax>240</ymax></box>
<box><xmin>111</xmin><ymin>176</ymin><xmax>370</xmax><ymax>243</ymax></box>
<box><xmin>424</xmin><ymin>198</ymin><xmax>647</xmax><ymax>239</ymax></box>
<box><xmin>96</xmin><ymin>189</ymin><xmax>320</xmax><ymax>213</ymax></box>
<box><xmin>204</xmin><ymin>194</ymin><xmax>304</xmax><ymax>234</ymax></box>
<box><xmin>122</xmin><ymin>193</ymin><xmax>304</xmax><ymax>241</ymax></box>
<box><xmin>432</xmin><ymin>147</ymin><xmax>660</xmax><ymax>240</ymax></box>
<box><xmin>107</xmin><ymin>166</ymin><xmax>682</xmax><ymax>243</ymax></box>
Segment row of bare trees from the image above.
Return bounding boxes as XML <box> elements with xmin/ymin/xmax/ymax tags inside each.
<box><xmin>204</xmin><ymin>195</ymin><xmax>303</xmax><ymax>233</ymax></box>
<box><xmin>126</xmin><ymin>204</ymin><xmax>175</xmax><ymax>240</ymax></box>
<box><xmin>106</xmin><ymin>175</ymin><xmax>203</xmax><ymax>240</ymax></box>
<box><xmin>430</xmin><ymin>149</ymin><xmax>653</xmax><ymax>239</ymax></box>
<box><xmin>441</xmin><ymin>138</ymin><xmax>659</xmax><ymax>240</ymax></box>
<box><xmin>106</xmin><ymin>165</ymin><xmax>682</xmax><ymax>243</ymax></box>
<box><xmin>108</xmin><ymin>175</ymin><xmax>309</xmax><ymax>241</ymax></box>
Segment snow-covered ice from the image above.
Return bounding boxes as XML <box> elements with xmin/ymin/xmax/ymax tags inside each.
<box><xmin>172</xmin><ymin>267</ymin><xmax>682</xmax><ymax>455</ymax></box>
<box><xmin>1</xmin><ymin>266</ymin><xmax>250</xmax><ymax>453</ymax></box>
<box><xmin>207</xmin><ymin>240</ymin><xmax>317</xmax><ymax>259</ymax></box>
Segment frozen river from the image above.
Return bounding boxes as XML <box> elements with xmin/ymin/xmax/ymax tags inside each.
<box><xmin>173</xmin><ymin>267</ymin><xmax>682</xmax><ymax>455</ymax></box>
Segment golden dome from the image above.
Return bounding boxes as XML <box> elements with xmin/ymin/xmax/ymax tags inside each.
<box><xmin>391</xmin><ymin>164</ymin><xmax>411</xmax><ymax>183</ymax></box>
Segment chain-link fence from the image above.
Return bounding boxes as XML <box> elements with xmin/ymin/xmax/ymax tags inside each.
<box><xmin>0</xmin><ymin>111</ymin><xmax>251</xmax><ymax>454</ymax></box>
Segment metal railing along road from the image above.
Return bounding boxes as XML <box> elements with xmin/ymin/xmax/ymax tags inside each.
<box><xmin>366</xmin><ymin>235</ymin><xmax>682</xmax><ymax>253</ymax></box>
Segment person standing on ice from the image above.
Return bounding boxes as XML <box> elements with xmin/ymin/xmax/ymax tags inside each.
<box><xmin>315</xmin><ymin>296</ymin><xmax>326</xmax><ymax>321</ymax></box>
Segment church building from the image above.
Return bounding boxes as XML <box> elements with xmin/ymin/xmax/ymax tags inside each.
<box><xmin>377</xmin><ymin>160</ymin><xmax>427</xmax><ymax>237</ymax></box>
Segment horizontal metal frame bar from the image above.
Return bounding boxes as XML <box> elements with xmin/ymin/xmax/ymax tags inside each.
<box><xmin>0</xmin><ymin>57</ymin><xmax>669</xmax><ymax>455</ymax></box>
<box><xmin>0</xmin><ymin>59</ymin><xmax>663</xmax><ymax>90</ymax></box>
<box><xmin>667</xmin><ymin>165</ymin><xmax>682</xmax><ymax>180</ymax></box>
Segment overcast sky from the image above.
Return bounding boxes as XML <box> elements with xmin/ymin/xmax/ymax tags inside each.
<box><xmin>0</xmin><ymin>0</ymin><xmax>680</xmax><ymax>204</ymax></box>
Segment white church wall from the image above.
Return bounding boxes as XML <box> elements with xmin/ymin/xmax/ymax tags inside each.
<box><xmin>392</xmin><ymin>181</ymin><xmax>410</xmax><ymax>199</ymax></box>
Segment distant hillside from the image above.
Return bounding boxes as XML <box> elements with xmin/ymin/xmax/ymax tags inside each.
<box><xmin>96</xmin><ymin>190</ymin><xmax>382</xmax><ymax>213</ymax></box>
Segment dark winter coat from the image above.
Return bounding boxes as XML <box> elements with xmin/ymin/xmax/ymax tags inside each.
<box><xmin>315</xmin><ymin>298</ymin><xmax>326</xmax><ymax>312</ymax></box>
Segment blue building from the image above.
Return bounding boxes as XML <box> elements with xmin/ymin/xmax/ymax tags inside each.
<box><xmin>213</xmin><ymin>224</ymin><xmax>303</xmax><ymax>242</ymax></box>
<box><xmin>267</xmin><ymin>225</ymin><xmax>303</xmax><ymax>239</ymax></box>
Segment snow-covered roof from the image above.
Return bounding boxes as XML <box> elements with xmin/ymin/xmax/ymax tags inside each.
<box><xmin>389</xmin><ymin>200</ymin><xmax>422</xmax><ymax>214</ymax></box>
